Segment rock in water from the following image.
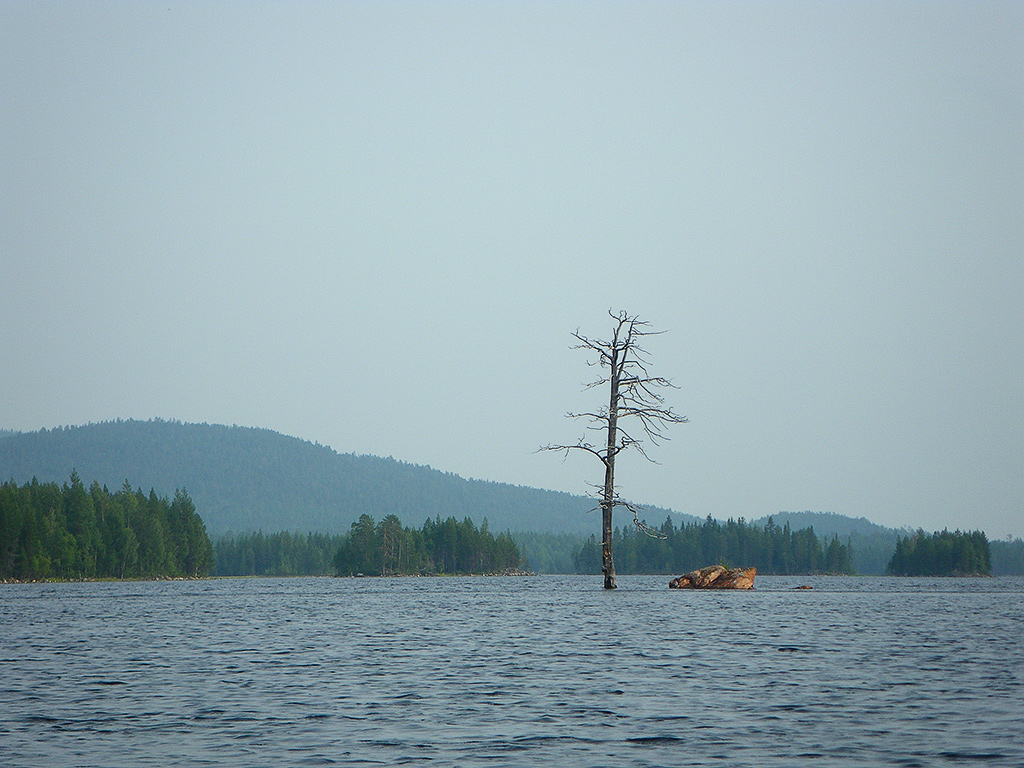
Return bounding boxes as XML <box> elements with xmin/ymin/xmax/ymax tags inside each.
<box><xmin>668</xmin><ymin>565</ymin><xmax>756</xmax><ymax>589</ymax></box>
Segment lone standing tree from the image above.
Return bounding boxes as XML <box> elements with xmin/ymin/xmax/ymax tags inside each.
<box><xmin>544</xmin><ymin>310</ymin><xmax>688</xmax><ymax>589</ymax></box>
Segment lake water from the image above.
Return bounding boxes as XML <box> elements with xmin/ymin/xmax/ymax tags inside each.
<box><xmin>1</xmin><ymin>575</ymin><xmax>1022</xmax><ymax>767</ymax></box>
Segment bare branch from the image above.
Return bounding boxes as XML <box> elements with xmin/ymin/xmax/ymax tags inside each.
<box><xmin>565</xmin><ymin>411</ymin><xmax>607</xmax><ymax>422</ymax></box>
<box><xmin>538</xmin><ymin>441</ymin><xmax>609</xmax><ymax>466</ymax></box>
<box><xmin>624</xmin><ymin>502</ymin><xmax>668</xmax><ymax>540</ymax></box>
<box><xmin>598</xmin><ymin>494</ymin><xmax>668</xmax><ymax>540</ymax></box>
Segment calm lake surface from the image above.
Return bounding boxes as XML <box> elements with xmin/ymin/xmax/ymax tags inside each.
<box><xmin>2</xmin><ymin>575</ymin><xmax>1022</xmax><ymax>767</ymax></box>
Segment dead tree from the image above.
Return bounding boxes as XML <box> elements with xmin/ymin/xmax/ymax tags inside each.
<box><xmin>543</xmin><ymin>310</ymin><xmax>688</xmax><ymax>589</ymax></box>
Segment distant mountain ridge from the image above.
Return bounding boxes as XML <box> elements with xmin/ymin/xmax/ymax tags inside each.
<box><xmin>752</xmin><ymin>510</ymin><xmax>901</xmax><ymax>539</ymax></box>
<box><xmin>0</xmin><ymin>419</ymin><xmax>696</xmax><ymax>536</ymax></box>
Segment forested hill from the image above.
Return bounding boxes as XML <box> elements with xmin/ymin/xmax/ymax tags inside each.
<box><xmin>0</xmin><ymin>420</ymin><xmax>694</xmax><ymax>536</ymax></box>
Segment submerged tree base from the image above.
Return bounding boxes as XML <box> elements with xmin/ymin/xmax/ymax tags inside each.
<box><xmin>669</xmin><ymin>565</ymin><xmax>756</xmax><ymax>589</ymax></box>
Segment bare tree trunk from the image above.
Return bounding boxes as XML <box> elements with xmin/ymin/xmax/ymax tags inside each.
<box><xmin>602</xmin><ymin>343</ymin><xmax>619</xmax><ymax>589</ymax></box>
<box><xmin>601</xmin><ymin>485</ymin><xmax>616</xmax><ymax>588</ymax></box>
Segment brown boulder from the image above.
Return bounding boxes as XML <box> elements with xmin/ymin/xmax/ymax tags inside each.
<box><xmin>668</xmin><ymin>565</ymin><xmax>756</xmax><ymax>589</ymax></box>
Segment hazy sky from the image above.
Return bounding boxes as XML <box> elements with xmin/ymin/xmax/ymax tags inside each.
<box><xmin>2</xmin><ymin>1</ymin><xmax>1021</xmax><ymax>539</ymax></box>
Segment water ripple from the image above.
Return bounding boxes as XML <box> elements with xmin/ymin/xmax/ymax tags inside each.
<box><xmin>1</xmin><ymin>575</ymin><xmax>1022</xmax><ymax>767</ymax></box>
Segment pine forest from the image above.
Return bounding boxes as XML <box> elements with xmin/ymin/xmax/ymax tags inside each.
<box><xmin>886</xmin><ymin>529</ymin><xmax>991</xmax><ymax>576</ymax></box>
<box><xmin>0</xmin><ymin>474</ymin><xmax>213</xmax><ymax>581</ymax></box>
<box><xmin>573</xmin><ymin>515</ymin><xmax>856</xmax><ymax>576</ymax></box>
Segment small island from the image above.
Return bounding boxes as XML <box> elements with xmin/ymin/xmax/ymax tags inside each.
<box><xmin>331</xmin><ymin>514</ymin><xmax>523</xmax><ymax>577</ymax></box>
<box><xmin>669</xmin><ymin>565</ymin><xmax>756</xmax><ymax>589</ymax></box>
<box><xmin>886</xmin><ymin>528</ymin><xmax>991</xmax><ymax>576</ymax></box>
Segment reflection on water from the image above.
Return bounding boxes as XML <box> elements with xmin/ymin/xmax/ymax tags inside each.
<box><xmin>2</xmin><ymin>575</ymin><xmax>1022</xmax><ymax>767</ymax></box>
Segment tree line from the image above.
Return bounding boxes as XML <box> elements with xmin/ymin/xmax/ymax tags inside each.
<box><xmin>209</xmin><ymin>526</ymin><xmax>1022</xmax><ymax>578</ymax></box>
<box><xmin>334</xmin><ymin>514</ymin><xmax>522</xmax><ymax>576</ymax></box>
<box><xmin>213</xmin><ymin>530</ymin><xmax>342</xmax><ymax>576</ymax></box>
<box><xmin>573</xmin><ymin>515</ymin><xmax>855</xmax><ymax>575</ymax></box>
<box><xmin>886</xmin><ymin>529</ymin><xmax>990</xmax><ymax>576</ymax></box>
<box><xmin>3</xmin><ymin>470</ymin><xmax>1011</xmax><ymax>581</ymax></box>
<box><xmin>211</xmin><ymin>515</ymin><xmax>524</xmax><ymax>577</ymax></box>
<box><xmin>0</xmin><ymin>474</ymin><xmax>213</xmax><ymax>580</ymax></box>
<box><xmin>990</xmin><ymin>538</ymin><xmax>1024</xmax><ymax>576</ymax></box>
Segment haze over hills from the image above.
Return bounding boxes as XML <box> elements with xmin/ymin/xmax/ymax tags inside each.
<box><xmin>0</xmin><ymin>420</ymin><xmax>698</xmax><ymax>536</ymax></box>
<box><xmin>3</xmin><ymin>421</ymin><xmax>1020</xmax><ymax>575</ymax></box>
